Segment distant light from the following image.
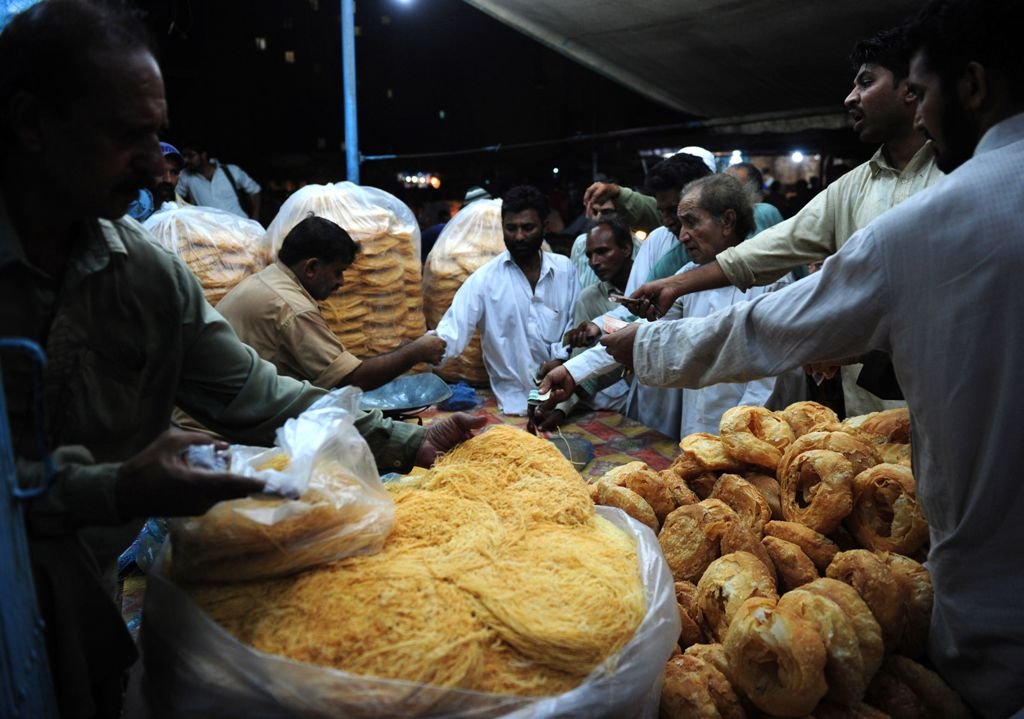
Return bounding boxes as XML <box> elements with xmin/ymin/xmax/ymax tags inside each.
<box><xmin>254</xmin><ymin>37</ymin><xmax>267</xmax><ymax>51</ymax></box>
<box><xmin>791</xmin><ymin>151</ymin><xmax>805</xmax><ymax>163</ymax></box>
<box><xmin>552</xmin><ymin>167</ymin><xmax>559</xmax><ymax>175</ymax></box>
<box><xmin>728</xmin><ymin>150</ymin><xmax>743</xmax><ymax>166</ymax></box>
<box><xmin>429</xmin><ymin>176</ymin><xmax>442</xmax><ymax>189</ymax></box>
<box><xmin>284</xmin><ymin>50</ymin><xmax>295</xmax><ymax>64</ymax></box>
<box><xmin>634</xmin><ymin>230</ymin><xmax>648</xmax><ymax>242</ymax></box>
<box><xmin>439</xmin><ymin>110</ymin><xmax>446</xmax><ymax>120</ymax></box>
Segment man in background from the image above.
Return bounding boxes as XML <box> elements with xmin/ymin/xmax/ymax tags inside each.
<box><xmin>177</xmin><ymin>141</ymin><xmax>261</xmax><ymax>220</ymax></box>
<box><xmin>218</xmin><ymin>215</ymin><xmax>446</xmax><ymax>390</ymax></box>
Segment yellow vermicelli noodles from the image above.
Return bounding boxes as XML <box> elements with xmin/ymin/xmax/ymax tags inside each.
<box><xmin>187</xmin><ymin>425</ymin><xmax>646</xmax><ymax>696</ymax></box>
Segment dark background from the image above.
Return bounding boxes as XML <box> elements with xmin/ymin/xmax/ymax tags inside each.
<box><xmin>134</xmin><ymin>0</ymin><xmax>870</xmax><ymax>221</ymax></box>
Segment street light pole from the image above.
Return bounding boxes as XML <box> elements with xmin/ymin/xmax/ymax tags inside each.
<box><xmin>341</xmin><ymin>0</ymin><xmax>359</xmax><ymax>183</ymax></box>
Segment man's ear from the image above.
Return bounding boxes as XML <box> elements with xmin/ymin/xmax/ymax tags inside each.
<box><xmin>720</xmin><ymin>208</ymin><xmax>737</xmax><ymax>237</ymax></box>
<box><xmin>898</xmin><ymin>77</ymin><xmax>918</xmax><ymax>106</ymax></box>
<box><xmin>959</xmin><ymin>61</ymin><xmax>989</xmax><ymax>111</ymax></box>
<box><xmin>298</xmin><ymin>257</ymin><xmax>320</xmax><ymax>278</ymax></box>
<box><xmin>6</xmin><ymin>91</ymin><xmax>44</xmax><ymax>152</ymax></box>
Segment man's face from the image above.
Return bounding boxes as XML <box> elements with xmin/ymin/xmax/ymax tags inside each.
<box><xmin>908</xmin><ymin>51</ymin><xmax>976</xmax><ymax>174</ymax></box>
<box><xmin>153</xmin><ymin>155</ymin><xmax>182</xmax><ymax>204</ymax></box>
<box><xmin>303</xmin><ymin>258</ymin><xmax>349</xmax><ymax>301</ymax></box>
<box><xmin>181</xmin><ymin>148</ymin><xmax>204</xmax><ymax>173</ymax></box>
<box><xmin>37</xmin><ymin>50</ymin><xmax>167</xmax><ymax>220</ymax></box>
<box><xmin>502</xmin><ymin>208</ymin><xmax>545</xmax><ymax>264</ymax></box>
<box><xmin>585</xmin><ymin>226</ymin><xmax>631</xmax><ymax>284</ymax></box>
<box><xmin>653</xmin><ymin>188</ymin><xmax>682</xmax><ymax>236</ymax></box>
<box><xmin>588</xmin><ymin>199</ymin><xmax>617</xmax><ymax>222</ymax></box>
<box><xmin>844</xmin><ymin>63</ymin><xmax>914</xmax><ymax>145</ymax></box>
<box><xmin>677</xmin><ymin>188</ymin><xmax>730</xmax><ymax>265</ymax></box>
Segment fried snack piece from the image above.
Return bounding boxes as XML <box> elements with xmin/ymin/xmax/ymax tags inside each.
<box><xmin>724</xmin><ymin>597</ymin><xmax>828</xmax><ymax>716</ymax></box>
<box><xmin>675</xmin><ymin>581</ymin><xmax>705</xmax><ymax>648</ymax></box>
<box><xmin>826</xmin><ymin>549</ymin><xmax>907</xmax><ymax>649</ymax></box>
<box><xmin>744</xmin><ymin>472</ymin><xmax>783</xmax><ymax>520</ymax></box>
<box><xmin>711</xmin><ymin>473</ymin><xmax>773</xmax><ymax>534</ymax></box>
<box><xmin>877</xmin><ymin>442</ymin><xmax>912</xmax><ymax>467</ymax></box>
<box><xmin>847</xmin><ymin>464</ymin><xmax>929</xmax><ymax>556</ymax></box>
<box><xmin>661</xmin><ymin>652</ymin><xmax>744</xmax><ymax>719</ymax></box>
<box><xmin>697</xmin><ymin>551</ymin><xmax>779</xmax><ymax>642</ymax></box>
<box><xmin>720</xmin><ymin>522</ymin><xmax>775</xmax><ymax>577</ymax></box>
<box><xmin>660</xmin><ymin>469</ymin><xmax>700</xmax><ymax>508</ymax></box>
<box><xmin>847</xmin><ymin>407</ymin><xmax>911</xmax><ymax>444</ymax></box>
<box><xmin>778</xmin><ymin>431</ymin><xmax>880</xmax><ymax>481</ymax></box>
<box><xmin>679</xmin><ymin>432</ymin><xmax>747</xmax><ymax>474</ymax></box>
<box><xmin>761</xmin><ymin>536</ymin><xmax>817</xmax><ymax>592</ymax></box>
<box><xmin>719</xmin><ymin>406</ymin><xmax>795</xmax><ymax>470</ymax></box>
<box><xmin>763</xmin><ymin>521</ymin><xmax>839</xmax><ymax>573</ymax></box>
<box><xmin>880</xmin><ymin>552</ymin><xmax>933</xmax><ymax>657</ymax></box>
<box><xmin>800</xmin><ymin>577</ymin><xmax>884</xmax><ymax>684</ymax></box>
<box><xmin>689</xmin><ymin>472</ymin><xmax>721</xmax><ymax>500</ymax></box>
<box><xmin>683</xmin><ymin>642</ymin><xmax>732</xmax><ymax>681</ymax></box>
<box><xmin>865</xmin><ymin>670</ymin><xmax>927</xmax><ymax>719</ymax></box>
<box><xmin>891</xmin><ymin>655</ymin><xmax>973</xmax><ymax>718</ymax></box>
<box><xmin>594</xmin><ymin>481</ymin><xmax>658</xmax><ymax>532</ymax></box>
<box><xmin>603</xmin><ymin>461</ymin><xmax>677</xmax><ymax>524</ymax></box>
<box><xmin>780</xmin><ymin>450</ymin><xmax>855</xmax><ymax>534</ymax></box>
<box><xmin>659</xmin><ymin>500</ymin><xmax>738</xmax><ymax>583</ymax></box>
<box><xmin>779</xmin><ymin>401</ymin><xmax>841</xmax><ymax>437</ymax></box>
<box><xmin>778</xmin><ymin>589</ymin><xmax>867</xmax><ymax>705</ymax></box>
<box><xmin>669</xmin><ymin>451</ymin><xmax>705</xmax><ymax>482</ymax></box>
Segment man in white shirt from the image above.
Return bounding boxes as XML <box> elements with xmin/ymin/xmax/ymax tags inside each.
<box><xmin>594</xmin><ymin>1</ymin><xmax>1024</xmax><ymax>712</ymax></box>
<box><xmin>177</xmin><ymin>142</ymin><xmax>261</xmax><ymax>219</ymax></box>
<box><xmin>435</xmin><ymin>185</ymin><xmax>578</xmax><ymax>415</ymax></box>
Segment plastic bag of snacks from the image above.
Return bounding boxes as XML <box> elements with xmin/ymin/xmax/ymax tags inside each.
<box><xmin>422</xmin><ymin>198</ymin><xmax>505</xmax><ymax>386</ymax></box>
<box><xmin>143</xmin><ymin>206</ymin><xmax>268</xmax><ymax>305</ymax></box>
<box><xmin>168</xmin><ymin>387</ymin><xmax>394</xmax><ymax>583</ymax></box>
<box><xmin>263</xmin><ymin>183</ymin><xmax>425</xmax><ymax>358</ymax></box>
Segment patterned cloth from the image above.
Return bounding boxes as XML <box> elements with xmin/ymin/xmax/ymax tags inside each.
<box><xmin>418</xmin><ymin>389</ymin><xmax>677</xmax><ymax>478</ymax></box>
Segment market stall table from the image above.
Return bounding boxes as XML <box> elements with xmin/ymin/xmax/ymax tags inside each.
<box><xmin>414</xmin><ymin>389</ymin><xmax>677</xmax><ymax>479</ymax></box>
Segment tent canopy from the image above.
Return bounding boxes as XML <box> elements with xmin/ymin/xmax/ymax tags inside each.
<box><xmin>463</xmin><ymin>0</ymin><xmax>923</xmax><ymax>128</ymax></box>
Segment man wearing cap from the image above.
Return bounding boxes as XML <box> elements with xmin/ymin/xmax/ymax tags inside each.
<box><xmin>153</xmin><ymin>141</ymin><xmax>189</xmax><ymax>208</ymax></box>
<box><xmin>177</xmin><ymin>141</ymin><xmax>261</xmax><ymax>220</ymax></box>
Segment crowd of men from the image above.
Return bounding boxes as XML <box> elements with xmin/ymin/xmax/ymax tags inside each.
<box><xmin>0</xmin><ymin>0</ymin><xmax>1021</xmax><ymax>717</ymax></box>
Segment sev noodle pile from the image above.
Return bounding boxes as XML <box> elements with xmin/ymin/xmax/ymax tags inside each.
<box><xmin>187</xmin><ymin>425</ymin><xmax>646</xmax><ymax>696</ymax></box>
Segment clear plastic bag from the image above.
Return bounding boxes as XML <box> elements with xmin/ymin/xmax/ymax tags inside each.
<box><xmin>168</xmin><ymin>388</ymin><xmax>394</xmax><ymax>583</ymax></box>
<box><xmin>422</xmin><ymin>198</ymin><xmax>505</xmax><ymax>386</ymax></box>
<box><xmin>134</xmin><ymin>506</ymin><xmax>679</xmax><ymax>719</ymax></box>
<box><xmin>142</xmin><ymin>205</ymin><xmax>268</xmax><ymax>305</ymax></box>
<box><xmin>263</xmin><ymin>183</ymin><xmax>425</xmax><ymax>358</ymax></box>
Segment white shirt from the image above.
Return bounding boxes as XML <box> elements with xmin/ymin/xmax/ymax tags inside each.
<box><xmin>176</xmin><ymin>160</ymin><xmax>261</xmax><ymax>218</ymax></box>
<box><xmin>625</xmin><ymin>225</ymin><xmax>675</xmax><ymax>296</ymax></box>
<box><xmin>672</xmin><ymin>264</ymin><xmax>789</xmax><ymax>436</ymax></box>
<box><xmin>633</xmin><ymin>113</ymin><xmax>1024</xmax><ymax>718</ymax></box>
<box><xmin>436</xmin><ymin>250</ymin><xmax>579</xmax><ymax>415</ymax></box>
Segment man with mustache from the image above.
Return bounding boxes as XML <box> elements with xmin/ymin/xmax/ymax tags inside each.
<box><xmin>0</xmin><ymin>3</ymin><xmax>481</xmax><ymax>716</ymax></box>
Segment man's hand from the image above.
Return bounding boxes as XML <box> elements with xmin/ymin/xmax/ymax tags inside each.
<box><xmin>630</xmin><ymin>276</ymin><xmax>685</xmax><ymax>319</ymax></box>
<box><xmin>412</xmin><ymin>333</ymin><xmax>447</xmax><ymax>365</ymax></box>
<box><xmin>534</xmin><ymin>407</ymin><xmax>567</xmax><ymax>432</ymax></box>
<box><xmin>537</xmin><ymin>359</ymin><xmax>564</xmax><ymax>380</ymax></box>
<box><xmin>414</xmin><ymin>412</ymin><xmax>487</xmax><ymax>467</ymax></box>
<box><xmin>600</xmin><ymin>322</ymin><xmax>639</xmax><ymax>369</ymax></box>
<box><xmin>115</xmin><ymin>429</ymin><xmax>265</xmax><ymax>520</ymax></box>
<box><xmin>538</xmin><ymin>365</ymin><xmax>577</xmax><ymax>405</ymax></box>
<box><xmin>563</xmin><ymin>321</ymin><xmax>601</xmax><ymax>349</ymax></box>
<box><xmin>583</xmin><ymin>182</ymin><xmax>621</xmax><ymax>214</ymax></box>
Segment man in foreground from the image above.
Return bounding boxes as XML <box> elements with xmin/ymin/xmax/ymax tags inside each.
<box><xmin>0</xmin><ymin>4</ymin><xmax>480</xmax><ymax>716</ymax></box>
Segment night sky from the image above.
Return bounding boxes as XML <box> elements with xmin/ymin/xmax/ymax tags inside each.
<box><xmin>134</xmin><ymin>0</ymin><xmax>700</xmax><ymax>199</ymax></box>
